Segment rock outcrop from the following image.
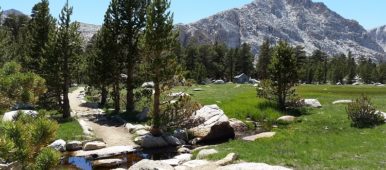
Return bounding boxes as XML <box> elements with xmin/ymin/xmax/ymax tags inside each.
<box><xmin>369</xmin><ymin>25</ymin><xmax>386</xmax><ymax>52</ymax></box>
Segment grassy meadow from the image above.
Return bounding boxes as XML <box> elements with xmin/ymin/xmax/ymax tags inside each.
<box><xmin>176</xmin><ymin>84</ymin><xmax>386</xmax><ymax>169</ymax></box>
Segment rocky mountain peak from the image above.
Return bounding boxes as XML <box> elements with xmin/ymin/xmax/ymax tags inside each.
<box><xmin>177</xmin><ymin>0</ymin><xmax>385</xmax><ymax>61</ymax></box>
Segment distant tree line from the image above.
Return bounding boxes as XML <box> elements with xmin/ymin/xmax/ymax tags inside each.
<box><xmin>256</xmin><ymin>39</ymin><xmax>386</xmax><ymax>85</ymax></box>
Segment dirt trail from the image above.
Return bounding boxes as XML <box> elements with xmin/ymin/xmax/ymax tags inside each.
<box><xmin>69</xmin><ymin>87</ymin><xmax>136</xmax><ymax>147</ymax></box>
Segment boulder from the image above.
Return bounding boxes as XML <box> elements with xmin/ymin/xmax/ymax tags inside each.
<box><xmin>126</xmin><ymin>123</ymin><xmax>147</xmax><ymax>133</ymax></box>
<box><xmin>378</xmin><ymin>111</ymin><xmax>386</xmax><ymax>121</ymax></box>
<box><xmin>141</xmin><ymin>82</ymin><xmax>155</xmax><ymax>88</ymax></box>
<box><xmin>215</xmin><ymin>153</ymin><xmax>238</xmax><ymax>166</ymax></box>
<box><xmin>277</xmin><ymin>116</ymin><xmax>296</xmax><ymax>123</ymax></box>
<box><xmin>193</xmin><ymin>88</ymin><xmax>204</xmax><ymax>91</ymax></box>
<box><xmin>242</xmin><ymin>132</ymin><xmax>276</xmax><ymax>141</ymax></box>
<box><xmin>93</xmin><ymin>158</ymin><xmax>125</xmax><ymax>168</ymax></box>
<box><xmin>161</xmin><ymin>159</ymin><xmax>181</xmax><ymax>166</ymax></box>
<box><xmin>229</xmin><ymin>118</ymin><xmax>248</xmax><ymax>133</ymax></box>
<box><xmin>332</xmin><ymin>100</ymin><xmax>352</xmax><ymax>104</ymax></box>
<box><xmin>134</xmin><ymin>135</ymin><xmax>169</xmax><ymax>148</ymax></box>
<box><xmin>196</xmin><ymin>149</ymin><xmax>218</xmax><ymax>159</ymax></box>
<box><xmin>129</xmin><ymin>159</ymin><xmax>174</xmax><ymax>170</ymax></box>
<box><xmin>218</xmin><ymin>163</ymin><xmax>292</xmax><ymax>170</ymax></box>
<box><xmin>66</xmin><ymin>141</ymin><xmax>83</xmax><ymax>151</ymax></box>
<box><xmin>352</xmin><ymin>82</ymin><xmax>361</xmax><ymax>85</ymax></box>
<box><xmin>83</xmin><ymin>141</ymin><xmax>106</xmax><ymax>151</ymax></box>
<box><xmin>2</xmin><ymin>110</ymin><xmax>38</xmax><ymax>122</ymax></box>
<box><xmin>164</xmin><ymin>135</ymin><xmax>185</xmax><ymax>146</ymax></box>
<box><xmin>48</xmin><ymin>139</ymin><xmax>66</xmax><ymax>152</ymax></box>
<box><xmin>73</xmin><ymin>146</ymin><xmax>137</xmax><ymax>159</ymax></box>
<box><xmin>213</xmin><ymin>80</ymin><xmax>225</xmax><ymax>84</ymax></box>
<box><xmin>180</xmin><ymin>160</ymin><xmax>211</xmax><ymax>169</ymax></box>
<box><xmin>249</xmin><ymin>79</ymin><xmax>259</xmax><ymax>84</ymax></box>
<box><xmin>303</xmin><ymin>99</ymin><xmax>322</xmax><ymax>108</ymax></box>
<box><xmin>189</xmin><ymin>105</ymin><xmax>235</xmax><ymax>143</ymax></box>
<box><xmin>174</xmin><ymin>154</ymin><xmax>192</xmax><ymax>163</ymax></box>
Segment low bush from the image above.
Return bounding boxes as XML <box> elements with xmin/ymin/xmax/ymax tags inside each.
<box><xmin>347</xmin><ymin>95</ymin><xmax>384</xmax><ymax>128</ymax></box>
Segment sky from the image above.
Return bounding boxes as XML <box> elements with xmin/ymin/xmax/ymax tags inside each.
<box><xmin>0</xmin><ymin>0</ymin><xmax>385</xmax><ymax>29</ymax></box>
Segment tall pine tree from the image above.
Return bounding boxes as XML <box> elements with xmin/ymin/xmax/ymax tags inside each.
<box><xmin>55</xmin><ymin>1</ymin><xmax>82</xmax><ymax>118</ymax></box>
<box><xmin>143</xmin><ymin>0</ymin><xmax>179</xmax><ymax>135</ymax></box>
<box><xmin>257</xmin><ymin>38</ymin><xmax>271</xmax><ymax>79</ymax></box>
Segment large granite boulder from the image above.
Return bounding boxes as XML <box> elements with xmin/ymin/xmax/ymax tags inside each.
<box><xmin>189</xmin><ymin>105</ymin><xmax>235</xmax><ymax>143</ymax></box>
<box><xmin>129</xmin><ymin>159</ymin><xmax>174</xmax><ymax>170</ymax></box>
<box><xmin>277</xmin><ymin>115</ymin><xmax>296</xmax><ymax>123</ymax></box>
<box><xmin>2</xmin><ymin>110</ymin><xmax>38</xmax><ymax>122</ymax></box>
<box><xmin>73</xmin><ymin>146</ymin><xmax>137</xmax><ymax>159</ymax></box>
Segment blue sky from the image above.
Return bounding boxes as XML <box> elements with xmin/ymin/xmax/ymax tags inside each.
<box><xmin>0</xmin><ymin>0</ymin><xmax>385</xmax><ymax>29</ymax></box>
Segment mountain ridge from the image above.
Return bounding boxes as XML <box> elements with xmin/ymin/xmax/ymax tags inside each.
<box><xmin>177</xmin><ymin>0</ymin><xmax>385</xmax><ymax>60</ymax></box>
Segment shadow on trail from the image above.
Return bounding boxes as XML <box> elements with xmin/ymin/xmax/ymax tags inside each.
<box><xmin>85</xmin><ymin>114</ymin><xmax>126</xmax><ymax>128</ymax></box>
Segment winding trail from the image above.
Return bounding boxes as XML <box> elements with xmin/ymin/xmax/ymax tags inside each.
<box><xmin>69</xmin><ymin>87</ymin><xmax>136</xmax><ymax>147</ymax></box>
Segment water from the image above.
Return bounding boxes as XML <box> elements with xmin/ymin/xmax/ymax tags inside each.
<box><xmin>62</xmin><ymin>147</ymin><xmax>178</xmax><ymax>170</ymax></box>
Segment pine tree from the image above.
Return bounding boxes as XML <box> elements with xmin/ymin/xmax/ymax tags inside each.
<box><xmin>268</xmin><ymin>41</ymin><xmax>299</xmax><ymax>110</ymax></box>
<box><xmin>346</xmin><ymin>51</ymin><xmax>357</xmax><ymax>84</ymax></box>
<box><xmin>237</xmin><ymin>43</ymin><xmax>254</xmax><ymax>76</ymax></box>
<box><xmin>117</xmin><ymin>0</ymin><xmax>150</xmax><ymax>112</ymax></box>
<box><xmin>55</xmin><ymin>1</ymin><xmax>82</xmax><ymax>118</ymax></box>
<box><xmin>27</xmin><ymin>0</ymin><xmax>56</xmax><ymax>73</ymax></box>
<box><xmin>143</xmin><ymin>0</ymin><xmax>179</xmax><ymax>135</ymax></box>
<box><xmin>257</xmin><ymin>38</ymin><xmax>271</xmax><ymax>79</ymax></box>
<box><xmin>103</xmin><ymin>0</ymin><xmax>124</xmax><ymax>113</ymax></box>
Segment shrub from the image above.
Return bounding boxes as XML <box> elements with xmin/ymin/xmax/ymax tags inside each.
<box><xmin>159</xmin><ymin>95</ymin><xmax>202</xmax><ymax>132</ymax></box>
<box><xmin>0</xmin><ymin>112</ymin><xmax>59</xmax><ymax>168</ymax></box>
<box><xmin>34</xmin><ymin>148</ymin><xmax>61</xmax><ymax>170</ymax></box>
<box><xmin>347</xmin><ymin>95</ymin><xmax>384</xmax><ymax>128</ymax></box>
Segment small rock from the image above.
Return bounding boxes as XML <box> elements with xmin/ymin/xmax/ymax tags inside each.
<box><xmin>169</xmin><ymin>92</ymin><xmax>190</xmax><ymax>97</ymax></box>
<box><xmin>129</xmin><ymin>159</ymin><xmax>174</xmax><ymax>170</ymax></box>
<box><xmin>215</xmin><ymin>153</ymin><xmax>238</xmax><ymax>166</ymax></box>
<box><xmin>66</xmin><ymin>141</ymin><xmax>83</xmax><ymax>151</ymax></box>
<box><xmin>135</xmin><ymin>129</ymin><xmax>150</xmax><ymax>136</ymax></box>
<box><xmin>277</xmin><ymin>116</ymin><xmax>296</xmax><ymax>123</ymax></box>
<box><xmin>83</xmin><ymin>141</ymin><xmax>106</xmax><ymax>151</ymax></box>
<box><xmin>193</xmin><ymin>88</ymin><xmax>203</xmax><ymax>91</ymax></box>
<box><xmin>134</xmin><ymin>135</ymin><xmax>169</xmax><ymax>148</ymax></box>
<box><xmin>93</xmin><ymin>159</ymin><xmax>125</xmax><ymax>168</ymax></box>
<box><xmin>126</xmin><ymin>124</ymin><xmax>146</xmax><ymax>133</ymax></box>
<box><xmin>242</xmin><ymin>132</ymin><xmax>276</xmax><ymax>141</ymax></box>
<box><xmin>196</xmin><ymin>149</ymin><xmax>218</xmax><ymax>159</ymax></box>
<box><xmin>303</xmin><ymin>99</ymin><xmax>322</xmax><ymax>108</ymax></box>
<box><xmin>177</xmin><ymin>147</ymin><xmax>191</xmax><ymax>154</ymax></box>
<box><xmin>332</xmin><ymin>100</ymin><xmax>352</xmax><ymax>104</ymax></box>
<box><xmin>141</xmin><ymin>82</ymin><xmax>155</xmax><ymax>88</ymax></box>
<box><xmin>213</xmin><ymin>80</ymin><xmax>225</xmax><ymax>84</ymax></box>
<box><xmin>48</xmin><ymin>139</ymin><xmax>66</xmax><ymax>152</ymax></box>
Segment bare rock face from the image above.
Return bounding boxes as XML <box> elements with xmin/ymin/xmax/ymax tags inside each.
<box><xmin>369</xmin><ymin>25</ymin><xmax>386</xmax><ymax>52</ymax></box>
<box><xmin>177</xmin><ymin>0</ymin><xmax>385</xmax><ymax>61</ymax></box>
<box><xmin>189</xmin><ymin>105</ymin><xmax>235</xmax><ymax>143</ymax></box>
<box><xmin>78</xmin><ymin>22</ymin><xmax>101</xmax><ymax>43</ymax></box>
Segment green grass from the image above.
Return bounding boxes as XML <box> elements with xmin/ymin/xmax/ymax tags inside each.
<box><xmin>176</xmin><ymin>84</ymin><xmax>386</xmax><ymax>169</ymax></box>
<box><xmin>56</xmin><ymin>119</ymin><xmax>84</xmax><ymax>141</ymax></box>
